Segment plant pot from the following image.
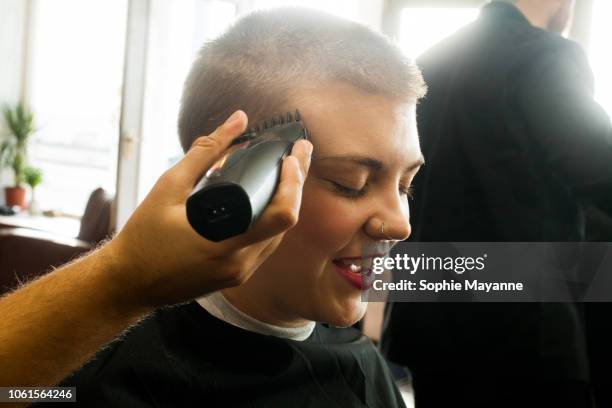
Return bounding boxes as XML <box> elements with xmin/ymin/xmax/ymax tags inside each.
<box><xmin>5</xmin><ymin>186</ymin><xmax>27</xmax><ymax>209</ymax></box>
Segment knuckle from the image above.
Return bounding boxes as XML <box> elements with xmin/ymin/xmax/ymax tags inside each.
<box><xmin>217</xmin><ymin>246</ymin><xmax>260</xmax><ymax>288</ymax></box>
<box><xmin>224</xmin><ymin>263</ymin><xmax>249</xmax><ymax>286</ymax></box>
<box><xmin>157</xmin><ymin>169</ymin><xmax>177</xmax><ymax>187</ymax></box>
<box><xmin>276</xmin><ymin>208</ymin><xmax>298</xmax><ymax>229</ymax></box>
<box><xmin>286</xmin><ymin>156</ymin><xmax>305</xmax><ymax>183</ymax></box>
<box><xmin>191</xmin><ymin>134</ymin><xmax>224</xmax><ymax>152</ymax></box>
<box><xmin>228</xmin><ymin>271</ymin><xmax>249</xmax><ymax>287</ymax></box>
<box><xmin>294</xmin><ymin>164</ymin><xmax>306</xmax><ymax>185</ymax></box>
<box><xmin>220</xmin><ymin>265</ymin><xmax>239</xmax><ymax>285</ymax></box>
<box><xmin>226</xmin><ymin>249</ymin><xmax>245</xmax><ymax>265</ymax></box>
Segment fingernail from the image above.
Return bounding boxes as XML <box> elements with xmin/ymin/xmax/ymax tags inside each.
<box><xmin>224</xmin><ymin>110</ymin><xmax>243</xmax><ymax>127</ymax></box>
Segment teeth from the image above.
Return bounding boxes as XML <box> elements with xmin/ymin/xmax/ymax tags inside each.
<box><xmin>335</xmin><ymin>259</ymin><xmax>362</xmax><ymax>272</ymax></box>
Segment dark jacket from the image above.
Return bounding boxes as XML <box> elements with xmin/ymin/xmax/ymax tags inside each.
<box><xmin>382</xmin><ymin>2</ymin><xmax>612</xmax><ymax>381</ymax></box>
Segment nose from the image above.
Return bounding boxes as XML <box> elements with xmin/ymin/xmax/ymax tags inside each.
<box><xmin>365</xmin><ymin>195</ymin><xmax>412</xmax><ymax>241</ymax></box>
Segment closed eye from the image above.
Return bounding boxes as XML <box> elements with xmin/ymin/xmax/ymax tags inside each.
<box><xmin>330</xmin><ymin>181</ymin><xmax>367</xmax><ymax>198</ymax></box>
<box><xmin>330</xmin><ymin>181</ymin><xmax>415</xmax><ymax>199</ymax></box>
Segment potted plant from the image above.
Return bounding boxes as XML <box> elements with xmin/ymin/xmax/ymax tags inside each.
<box><xmin>1</xmin><ymin>103</ymin><xmax>35</xmax><ymax>208</ymax></box>
<box><xmin>24</xmin><ymin>165</ymin><xmax>43</xmax><ymax>214</ymax></box>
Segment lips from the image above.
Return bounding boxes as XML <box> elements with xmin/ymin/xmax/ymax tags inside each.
<box><xmin>332</xmin><ymin>256</ymin><xmax>377</xmax><ymax>290</ymax></box>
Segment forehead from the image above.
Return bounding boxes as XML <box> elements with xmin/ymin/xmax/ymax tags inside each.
<box><xmin>289</xmin><ymin>82</ymin><xmax>421</xmax><ymax>167</ymax></box>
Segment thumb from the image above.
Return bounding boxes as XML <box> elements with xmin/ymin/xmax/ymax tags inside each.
<box><xmin>170</xmin><ymin>110</ymin><xmax>248</xmax><ymax>190</ymax></box>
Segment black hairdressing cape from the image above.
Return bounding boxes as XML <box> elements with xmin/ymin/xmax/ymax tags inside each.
<box><xmin>43</xmin><ymin>301</ymin><xmax>404</xmax><ymax>407</ymax></box>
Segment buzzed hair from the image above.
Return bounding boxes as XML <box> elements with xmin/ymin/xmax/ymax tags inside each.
<box><xmin>178</xmin><ymin>7</ymin><xmax>426</xmax><ymax>151</ymax></box>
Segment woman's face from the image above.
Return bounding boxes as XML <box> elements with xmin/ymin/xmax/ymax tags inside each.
<box><xmin>223</xmin><ymin>82</ymin><xmax>423</xmax><ymax>327</ymax></box>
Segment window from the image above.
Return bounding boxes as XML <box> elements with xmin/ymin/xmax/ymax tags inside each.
<box><xmin>137</xmin><ymin>0</ymin><xmax>237</xmax><ymax>201</ymax></box>
<box><xmin>27</xmin><ymin>0</ymin><xmax>127</xmax><ymax>216</ymax></box>
<box><xmin>248</xmin><ymin>0</ymin><xmax>371</xmax><ymax>24</ymax></box>
<box><xmin>399</xmin><ymin>7</ymin><xmax>479</xmax><ymax>59</ymax></box>
<box><xmin>589</xmin><ymin>0</ymin><xmax>612</xmax><ymax>116</ymax></box>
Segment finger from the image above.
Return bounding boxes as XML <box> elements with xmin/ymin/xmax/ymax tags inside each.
<box><xmin>167</xmin><ymin>110</ymin><xmax>248</xmax><ymax>191</ymax></box>
<box><xmin>290</xmin><ymin>139</ymin><xmax>313</xmax><ymax>177</ymax></box>
<box><xmin>230</xmin><ymin>141</ymin><xmax>312</xmax><ymax>248</ymax></box>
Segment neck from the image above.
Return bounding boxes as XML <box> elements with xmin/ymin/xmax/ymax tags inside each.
<box><xmin>513</xmin><ymin>1</ymin><xmax>553</xmax><ymax>30</ymax></box>
<box><xmin>221</xmin><ymin>281</ymin><xmax>311</xmax><ymax>329</ymax></box>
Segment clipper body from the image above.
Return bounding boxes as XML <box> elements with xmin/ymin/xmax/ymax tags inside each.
<box><xmin>186</xmin><ymin>111</ymin><xmax>308</xmax><ymax>242</ymax></box>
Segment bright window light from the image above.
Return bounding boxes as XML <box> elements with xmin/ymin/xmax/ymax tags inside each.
<box><xmin>137</xmin><ymin>0</ymin><xmax>237</xmax><ymax>201</ymax></box>
<box><xmin>28</xmin><ymin>0</ymin><xmax>127</xmax><ymax>216</ymax></box>
<box><xmin>399</xmin><ymin>8</ymin><xmax>480</xmax><ymax>59</ymax></box>
<box><xmin>589</xmin><ymin>0</ymin><xmax>612</xmax><ymax>116</ymax></box>
<box><xmin>249</xmin><ymin>0</ymin><xmax>372</xmax><ymax>27</ymax></box>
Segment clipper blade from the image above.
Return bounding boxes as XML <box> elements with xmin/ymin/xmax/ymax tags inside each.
<box><xmin>232</xmin><ymin>110</ymin><xmax>308</xmax><ymax>146</ymax></box>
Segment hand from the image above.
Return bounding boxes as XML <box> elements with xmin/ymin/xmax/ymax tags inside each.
<box><xmin>102</xmin><ymin>110</ymin><xmax>312</xmax><ymax>310</ymax></box>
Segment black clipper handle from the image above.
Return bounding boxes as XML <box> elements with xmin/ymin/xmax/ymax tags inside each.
<box><xmin>186</xmin><ymin>111</ymin><xmax>309</xmax><ymax>242</ymax></box>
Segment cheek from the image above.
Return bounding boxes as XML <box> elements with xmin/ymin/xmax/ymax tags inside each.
<box><xmin>295</xmin><ymin>181</ymin><xmax>360</xmax><ymax>253</ymax></box>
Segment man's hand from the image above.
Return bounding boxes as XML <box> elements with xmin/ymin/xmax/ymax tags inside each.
<box><xmin>104</xmin><ymin>110</ymin><xmax>312</xmax><ymax>309</ymax></box>
<box><xmin>0</xmin><ymin>110</ymin><xmax>311</xmax><ymax>389</ymax></box>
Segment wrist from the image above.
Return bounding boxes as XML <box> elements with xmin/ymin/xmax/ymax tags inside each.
<box><xmin>91</xmin><ymin>240</ymin><xmax>155</xmax><ymax>319</ymax></box>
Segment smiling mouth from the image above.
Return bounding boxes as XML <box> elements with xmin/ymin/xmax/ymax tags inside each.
<box><xmin>333</xmin><ymin>258</ymin><xmax>365</xmax><ymax>273</ymax></box>
<box><xmin>331</xmin><ymin>256</ymin><xmax>379</xmax><ymax>290</ymax></box>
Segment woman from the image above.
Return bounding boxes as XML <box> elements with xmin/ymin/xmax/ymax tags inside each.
<box><xmin>54</xmin><ymin>7</ymin><xmax>425</xmax><ymax>407</ymax></box>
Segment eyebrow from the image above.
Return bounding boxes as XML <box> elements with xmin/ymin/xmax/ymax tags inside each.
<box><xmin>313</xmin><ymin>154</ymin><xmax>425</xmax><ymax>174</ymax></box>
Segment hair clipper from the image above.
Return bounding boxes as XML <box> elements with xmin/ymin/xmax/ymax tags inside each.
<box><xmin>186</xmin><ymin>110</ymin><xmax>309</xmax><ymax>242</ymax></box>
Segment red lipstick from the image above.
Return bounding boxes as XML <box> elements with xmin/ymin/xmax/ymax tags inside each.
<box><xmin>332</xmin><ymin>258</ymin><xmax>375</xmax><ymax>290</ymax></box>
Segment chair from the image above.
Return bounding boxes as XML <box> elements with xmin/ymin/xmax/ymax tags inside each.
<box><xmin>0</xmin><ymin>188</ymin><xmax>114</xmax><ymax>295</ymax></box>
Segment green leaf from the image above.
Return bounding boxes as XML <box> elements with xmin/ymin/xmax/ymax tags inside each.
<box><xmin>24</xmin><ymin>165</ymin><xmax>43</xmax><ymax>188</ymax></box>
<box><xmin>1</xmin><ymin>102</ymin><xmax>35</xmax><ymax>186</ymax></box>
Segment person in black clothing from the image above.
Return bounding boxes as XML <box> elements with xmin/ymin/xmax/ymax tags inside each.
<box><xmin>39</xmin><ymin>8</ymin><xmax>428</xmax><ymax>407</ymax></box>
<box><xmin>382</xmin><ymin>0</ymin><xmax>612</xmax><ymax>407</ymax></box>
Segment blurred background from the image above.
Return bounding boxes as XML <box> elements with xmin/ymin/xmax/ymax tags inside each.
<box><xmin>0</xmin><ymin>0</ymin><xmax>609</xmax><ymax>235</ymax></box>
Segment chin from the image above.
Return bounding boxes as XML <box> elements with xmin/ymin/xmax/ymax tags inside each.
<box><xmin>322</xmin><ymin>301</ymin><xmax>367</xmax><ymax>328</ymax></box>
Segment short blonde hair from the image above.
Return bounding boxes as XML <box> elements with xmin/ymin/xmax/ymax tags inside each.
<box><xmin>178</xmin><ymin>7</ymin><xmax>426</xmax><ymax>151</ymax></box>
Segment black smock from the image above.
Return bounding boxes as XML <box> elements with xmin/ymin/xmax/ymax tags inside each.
<box><xmin>40</xmin><ymin>301</ymin><xmax>404</xmax><ymax>407</ymax></box>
